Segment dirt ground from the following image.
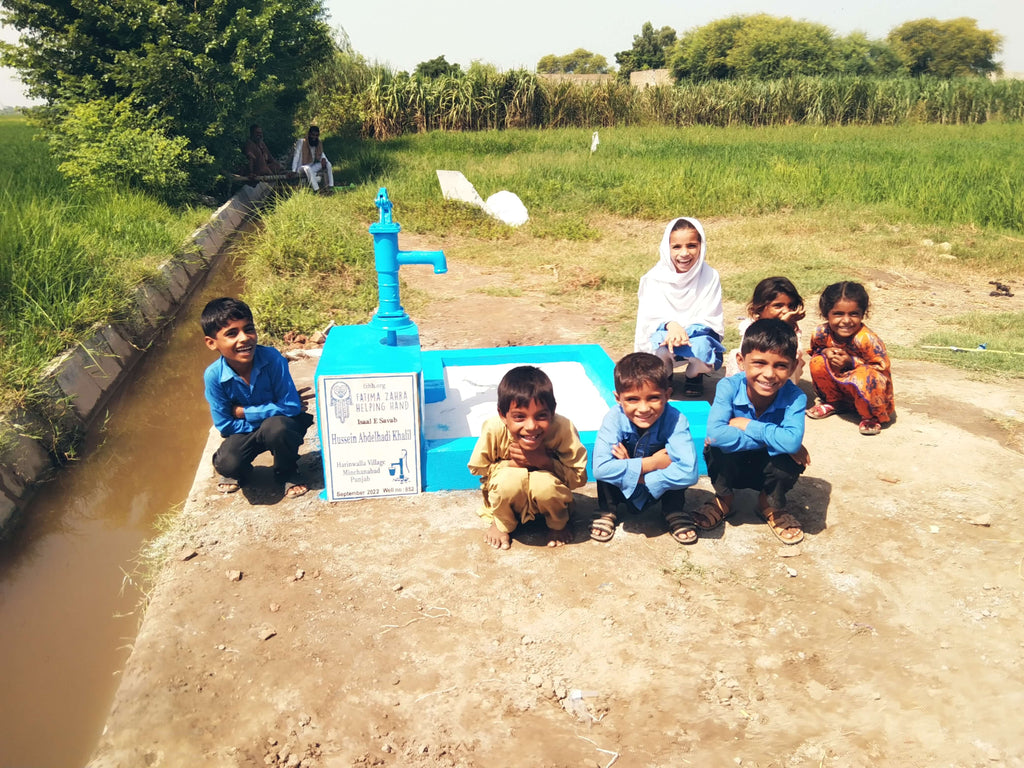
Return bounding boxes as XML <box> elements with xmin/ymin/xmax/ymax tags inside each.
<box><xmin>89</xmin><ymin>246</ymin><xmax>1024</xmax><ymax>768</ymax></box>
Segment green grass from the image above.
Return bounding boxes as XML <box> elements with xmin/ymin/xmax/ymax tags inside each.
<box><xmin>908</xmin><ymin>312</ymin><xmax>1024</xmax><ymax>375</ymax></box>
<box><xmin>212</xmin><ymin>124</ymin><xmax>1024</xmax><ymax>377</ymax></box>
<box><xmin>336</xmin><ymin>124</ymin><xmax>1024</xmax><ymax>236</ymax></box>
<box><xmin>0</xmin><ymin>116</ymin><xmax>205</xmax><ymax>410</ymax></box>
<box><xmin>663</xmin><ymin>553</ymin><xmax>708</xmax><ymax>583</ymax></box>
<box><xmin>239</xmin><ymin>187</ymin><xmax>379</xmax><ymax>338</ymax></box>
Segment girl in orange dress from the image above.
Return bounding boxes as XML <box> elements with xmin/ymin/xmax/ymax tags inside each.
<box><xmin>807</xmin><ymin>281</ymin><xmax>894</xmax><ymax>436</ymax></box>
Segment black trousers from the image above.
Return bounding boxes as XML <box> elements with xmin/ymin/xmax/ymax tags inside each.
<box><xmin>597</xmin><ymin>481</ymin><xmax>686</xmax><ymax>514</ymax></box>
<box><xmin>703</xmin><ymin>445</ymin><xmax>803</xmax><ymax>510</ymax></box>
<box><xmin>212</xmin><ymin>413</ymin><xmax>314</xmax><ymax>482</ymax></box>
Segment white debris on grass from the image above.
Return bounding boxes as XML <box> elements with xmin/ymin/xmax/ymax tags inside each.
<box><xmin>484</xmin><ymin>190</ymin><xmax>529</xmax><ymax>226</ymax></box>
<box><xmin>436</xmin><ymin>169</ymin><xmax>529</xmax><ymax>227</ymax></box>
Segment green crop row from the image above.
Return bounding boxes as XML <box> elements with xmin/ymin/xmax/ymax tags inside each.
<box><xmin>359</xmin><ymin>74</ymin><xmax>1024</xmax><ymax>138</ymax></box>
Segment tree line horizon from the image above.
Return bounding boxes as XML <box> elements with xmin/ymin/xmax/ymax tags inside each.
<box><xmin>0</xmin><ymin>1</ymin><xmax>1012</xmax><ymax>199</ymax></box>
<box><xmin>534</xmin><ymin>16</ymin><xmax>1002</xmax><ymax>81</ymax></box>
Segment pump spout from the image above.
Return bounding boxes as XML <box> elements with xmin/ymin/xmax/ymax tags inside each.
<box><xmin>397</xmin><ymin>249</ymin><xmax>447</xmax><ymax>275</ymax></box>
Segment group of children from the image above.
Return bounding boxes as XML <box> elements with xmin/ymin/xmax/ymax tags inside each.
<box><xmin>466</xmin><ymin>215</ymin><xmax>895</xmax><ymax>549</ymax></box>
<box><xmin>198</xmin><ymin>215</ymin><xmax>894</xmax><ymax>549</ymax></box>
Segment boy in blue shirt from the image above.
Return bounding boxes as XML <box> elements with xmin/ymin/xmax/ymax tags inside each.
<box><xmin>700</xmin><ymin>318</ymin><xmax>809</xmax><ymax>544</ymax></box>
<box><xmin>591</xmin><ymin>352</ymin><xmax>699</xmax><ymax>544</ymax></box>
<box><xmin>201</xmin><ymin>297</ymin><xmax>314</xmax><ymax>498</ymax></box>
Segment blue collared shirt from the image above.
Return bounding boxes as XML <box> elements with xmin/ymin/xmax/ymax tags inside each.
<box><xmin>203</xmin><ymin>345</ymin><xmax>303</xmax><ymax>437</ymax></box>
<box><xmin>593</xmin><ymin>403</ymin><xmax>698</xmax><ymax>510</ymax></box>
<box><xmin>705</xmin><ymin>373</ymin><xmax>806</xmax><ymax>456</ymax></box>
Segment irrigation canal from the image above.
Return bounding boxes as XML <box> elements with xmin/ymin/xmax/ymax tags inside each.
<box><xmin>0</xmin><ymin>237</ymin><xmax>246</xmax><ymax>767</ymax></box>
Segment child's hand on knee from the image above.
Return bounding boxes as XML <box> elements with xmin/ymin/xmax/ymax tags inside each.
<box><xmin>611</xmin><ymin>442</ymin><xmax>629</xmax><ymax>460</ymax></box>
<box><xmin>791</xmin><ymin>444</ymin><xmax>810</xmax><ymax>467</ymax></box>
<box><xmin>824</xmin><ymin>347</ymin><xmax>851</xmax><ymax>372</ymax></box>
<box><xmin>664</xmin><ymin>321</ymin><xmax>690</xmax><ymax>353</ymax></box>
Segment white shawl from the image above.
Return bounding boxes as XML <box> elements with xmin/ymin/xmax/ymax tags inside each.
<box><xmin>291</xmin><ymin>138</ymin><xmax>326</xmax><ymax>171</ymax></box>
<box><xmin>633</xmin><ymin>217</ymin><xmax>724</xmax><ymax>353</ymax></box>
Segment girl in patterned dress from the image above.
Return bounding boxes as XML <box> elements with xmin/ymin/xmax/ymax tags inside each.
<box><xmin>807</xmin><ymin>281</ymin><xmax>894</xmax><ymax>435</ymax></box>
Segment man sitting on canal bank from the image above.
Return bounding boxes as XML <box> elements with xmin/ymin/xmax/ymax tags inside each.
<box><xmin>244</xmin><ymin>124</ymin><xmax>285</xmax><ymax>178</ymax></box>
<box><xmin>201</xmin><ymin>297</ymin><xmax>314</xmax><ymax>498</ymax></box>
<box><xmin>291</xmin><ymin>125</ymin><xmax>334</xmax><ymax>193</ymax></box>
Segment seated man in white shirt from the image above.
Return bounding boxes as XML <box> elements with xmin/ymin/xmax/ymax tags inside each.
<box><xmin>291</xmin><ymin>125</ymin><xmax>334</xmax><ymax>193</ymax></box>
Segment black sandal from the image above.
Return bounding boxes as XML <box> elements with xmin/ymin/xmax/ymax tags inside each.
<box><xmin>683</xmin><ymin>374</ymin><xmax>704</xmax><ymax>396</ymax></box>
<box><xmin>590</xmin><ymin>512</ymin><xmax>618</xmax><ymax>542</ymax></box>
<box><xmin>665</xmin><ymin>510</ymin><xmax>698</xmax><ymax>544</ymax></box>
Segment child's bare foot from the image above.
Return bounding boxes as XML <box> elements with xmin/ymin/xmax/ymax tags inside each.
<box><xmin>547</xmin><ymin>525</ymin><xmax>573</xmax><ymax>547</ymax></box>
<box><xmin>284</xmin><ymin>481</ymin><xmax>308</xmax><ymax>499</ymax></box>
<box><xmin>484</xmin><ymin>522</ymin><xmax>511</xmax><ymax>550</ymax></box>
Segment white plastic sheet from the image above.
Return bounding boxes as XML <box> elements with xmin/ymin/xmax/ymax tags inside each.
<box><xmin>435</xmin><ymin>169</ymin><xmax>529</xmax><ymax>227</ymax></box>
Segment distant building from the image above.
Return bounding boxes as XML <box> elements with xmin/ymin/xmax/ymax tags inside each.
<box><xmin>537</xmin><ymin>73</ymin><xmax>615</xmax><ymax>85</ymax></box>
<box><xmin>630</xmin><ymin>69</ymin><xmax>674</xmax><ymax>89</ymax></box>
<box><xmin>989</xmin><ymin>70</ymin><xmax>1024</xmax><ymax>81</ymax></box>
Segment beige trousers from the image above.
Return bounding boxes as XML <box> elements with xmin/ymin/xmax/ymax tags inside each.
<box><xmin>478</xmin><ymin>464</ymin><xmax>572</xmax><ymax>533</ymax></box>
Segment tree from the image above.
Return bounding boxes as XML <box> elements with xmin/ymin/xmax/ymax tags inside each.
<box><xmin>887</xmin><ymin>18</ymin><xmax>1001</xmax><ymax>78</ymax></box>
<box><xmin>725</xmin><ymin>15</ymin><xmax>837</xmax><ymax>79</ymax></box>
<box><xmin>414</xmin><ymin>55</ymin><xmax>461</xmax><ymax>79</ymax></box>
<box><xmin>52</xmin><ymin>97</ymin><xmax>204</xmax><ymax>198</ymax></box>
<box><xmin>671</xmin><ymin>15</ymin><xmax>747</xmax><ymax>81</ymax></box>
<box><xmin>833</xmin><ymin>32</ymin><xmax>901</xmax><ymax>76</ymax></box>
<box><xmin>615</xmin><ymin>22</ymin><xmax>676</xmax><ymax>80</ymax></box>
<box><xmin>671</xmin><ymin>15</ymin><xmax>903</xmax><ymax>81</ymax></box>
<box><xmin>536</xmin><ymin>49</ymin><xmax>610</xmax><ymax>75</ymax></box>
<box><xmin>298</xmin><ymin>30</ymin><xmax>380</xmax><ymax>140</ymax></box>
<box><xmin>0</xmin><ymin>0</ymin><xmax>332</xmax><ymax>194</ymax></box>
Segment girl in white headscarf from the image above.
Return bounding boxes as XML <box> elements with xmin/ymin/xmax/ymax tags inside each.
<box><xmin>634</xmin><ymin>217</ymin><xmax>725</xmax><ymax>396</ymax></box>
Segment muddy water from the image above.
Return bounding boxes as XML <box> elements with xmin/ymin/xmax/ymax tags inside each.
<box><xmin>0</xmin><ymin>244</ymin><xmax>245</xmax><ymax>767</ymax></box>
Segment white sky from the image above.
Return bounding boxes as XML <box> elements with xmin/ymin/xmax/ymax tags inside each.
<box><xmin>3</xmin><ymin>1</ymin><xmax>1023</xmax><ymax>108</ymax></box>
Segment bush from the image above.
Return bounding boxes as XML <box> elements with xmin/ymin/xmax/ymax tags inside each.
<box><xmin>48</xmin><ymin>98</ymin><xmax>212</xmax><ymax>202</ymax></box>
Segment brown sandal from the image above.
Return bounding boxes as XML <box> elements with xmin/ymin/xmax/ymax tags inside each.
<box><xmin>759</xmin><ymin>507</ymin><xmax>804</xmax><ymax>545</ymax></box>
<box><xmin>693</xmin><ymin>496</ymin><xmax>731</xmax><ymax>531</ymax></box>
<box><xmin>665</xmin><ymin>510</ymin><xmax>698</xmax><ymax>545</ymax></box>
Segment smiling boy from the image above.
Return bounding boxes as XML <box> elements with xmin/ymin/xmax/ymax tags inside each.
<box><xmin>201</xmin><ymin>297</ymin><xmax>314</xmax><ymax>498</ymax></box>
<box><xmin>701</xmin><ymin>318</ymin><xmax>809</xmax><ymax>544</ymax></box>
<box><xmin>591</xmin><ymin>352</ymin><xmax>699</xmax><ymax>544</ymax></box>
<box><xmin>468</xmin><ymin>366</ymin><xmax>588</xmax><ymax>550</ymax></box>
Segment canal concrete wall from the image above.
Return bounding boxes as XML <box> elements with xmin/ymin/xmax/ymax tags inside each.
<box><xmin>0</xmin><ymin>182</ymin><xmax>275</xmax><ymax>538</ymax></box>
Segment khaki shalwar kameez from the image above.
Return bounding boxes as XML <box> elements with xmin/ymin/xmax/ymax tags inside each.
<box><xmin>468</xmin><ymin>414</ymin><xmax>588</xmax><ymax>534</ymax></box>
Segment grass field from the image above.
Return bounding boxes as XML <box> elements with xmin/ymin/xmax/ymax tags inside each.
<box><xmin>248</xmin><ymin>124</ymin><xmax>1024</xmax><ymax>375</ymax></box>
<box><xmin>1</xmin><ymin>116</ymin><xmax>1020</xmax><ymax>418</ymax></box>
<box><xmin>0</xmin><ymin>116</ymin><xmax>203</xmax><ymax>411</ymax></box>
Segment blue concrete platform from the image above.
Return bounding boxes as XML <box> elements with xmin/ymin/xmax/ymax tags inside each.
<box><xmin>420</xmin><ymin>344</ymin><xmax>710</xmax><ymax>491</ymax></box>
<box><xmin>312</xmin><ymin>188</ymin><xmax>712</xmax><ymax>499</ymax></box>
